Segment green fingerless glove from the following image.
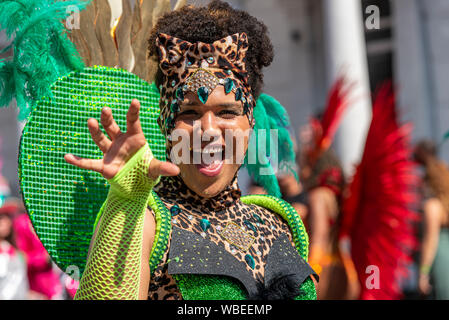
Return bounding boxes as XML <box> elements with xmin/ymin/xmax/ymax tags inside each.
<box><xmin>75</xmin><ymin>143</ymin><xmax>159</xmax><ymax>300</ymax></box>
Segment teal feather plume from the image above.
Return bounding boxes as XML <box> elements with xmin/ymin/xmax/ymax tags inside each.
<box><xmin>244</xmin><ymin>93</ymin><xmax>298</xmax><ymax>197</ymax></box>
<box><xmin>0</xmin><ymin>0</ymin><xmax>88</xmax><ymax>120</ymax></box>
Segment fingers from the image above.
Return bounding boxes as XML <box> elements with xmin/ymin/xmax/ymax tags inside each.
<box><xmin>88</xmin><ymin>118</ymin><xmax>112</xmax><ymax>154</ymax></box>
<box><xmin>64</xmin><ymin>154</ymin><xmax>103</xmax><ymax>174</ymax></box>
<box><xmin>126</xmin><ymin>99</ymin><xmax>143</xmax><ymax>135</ymax></box>
<box><xmin>148</xmin><ymin>158</ymin><xmax>180</xmax><ymax>180</ymax></box>
<box><xmin>101</xmin><ymin>107</ymin><xmax>122</xmax><ymax>140</ymax></box>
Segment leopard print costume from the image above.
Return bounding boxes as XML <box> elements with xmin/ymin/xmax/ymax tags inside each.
<box><xmin>148</xmin><ymin>175</ymin><xmax>295</xmax><ymax>300</ymax></box>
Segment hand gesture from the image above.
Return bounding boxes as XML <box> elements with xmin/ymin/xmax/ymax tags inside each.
<box><xmin>64</xmin><ymin>99</ymin><xmax>179</xmax><ymax>180</ymax></box>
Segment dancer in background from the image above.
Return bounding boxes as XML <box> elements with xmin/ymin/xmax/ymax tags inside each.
<box><xmin>297</xmin><ymin>77</ymin><xmax>351</xmax><ymax>299</ymax></box>
<box><xmin>414</xmin><ymin>139</ymin><xmax>449</xmax><ymax>299</ymax></box>
<box><xmin>339</xmin><ymin>84</ymin><xmax>419</xmax><ymax>300</ymax></box>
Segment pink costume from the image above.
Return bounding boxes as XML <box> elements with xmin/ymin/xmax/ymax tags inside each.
<box><xmin>13</xmin><ymin>213</ymin><xmax>62</xmax><ymax>299</ymax></box>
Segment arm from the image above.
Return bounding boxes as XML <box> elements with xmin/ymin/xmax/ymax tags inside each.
<box><xmin>65</xmin><ymin>100</ymin><xmax>179</xmax><ymax>300</ymax></box>
<box><xmin>308</xmin><ymin>187</ymin><xmax>337</xmax><ymax>271</ymax></box>
<box><xmin>75</xmin><ymin>144</ymin><xmax>157</xmax><ymax>300</ymax></box>
<box><xmin>419</xmin><ymin>198</ymin><xmax>443</xmax><ymax>295</ymax></box>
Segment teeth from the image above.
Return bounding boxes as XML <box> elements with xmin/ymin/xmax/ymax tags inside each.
<box><xmin>193</xmin><ymin>146</ymin><xmax>223</xmax><ymax>154</ymax></box>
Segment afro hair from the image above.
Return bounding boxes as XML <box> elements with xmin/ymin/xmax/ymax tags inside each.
<box><xmin>147</xmin><ymin>0</ymin><xmax>274</xmax><ymax>99</ymax></box>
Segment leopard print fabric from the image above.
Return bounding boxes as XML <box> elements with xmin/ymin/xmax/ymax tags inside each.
<box><xmin>147</xmin><ymin>175</ymin><xmax>294</xmax><ymax>300</ymax></box>
<box><xmin>155</xmin><ymin>33</ymin><xmax>255</xmax><ymax>145</ymax></box>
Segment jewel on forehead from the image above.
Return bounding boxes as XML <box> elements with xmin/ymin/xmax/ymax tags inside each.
<box><xmin>197</xmin><ymin>86</ymin><xmax>209</xmax><ymax>104</ymax></box>
<box><xmin>170</xmin><ymin>101</ymin><xmax>180</xmax><ymax>113</ymax></box>
<box><xmin>235</xmin><ymin>87</ymin><xmax>243</xmax><ymax>101</ymax></box>
<box><xmin>176</xmin><ymin>87</ymin><xmax>184</xmax><ymax>100</ymax></box>
<box><xmin>206</xmin><ymin>56</ymin><xmax>214</xmax><ymax>64</ymax></box>
<box><xmin>224</xmin><ymin>78</ymin><xmax>234</xmax><ymax>94</ymax></box>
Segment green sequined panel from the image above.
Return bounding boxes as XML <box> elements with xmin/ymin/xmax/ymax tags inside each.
<box><xmin>172</xmin><ymin>274</ymin><xmax>247</xmax><ymax>300</ymax></box>
<box><xmin>172</xmin><ymin>274</ymin><xmax>316</xmax><ymax>300</ymax></box>
<box><xmin>18</xmin><ymin>66</ymin><xmax>165</xmax><ymax>277</ymax></box>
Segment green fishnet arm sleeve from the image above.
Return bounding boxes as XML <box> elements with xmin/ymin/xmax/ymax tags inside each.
<box><xmin>74</xmin><ymin>143</ymin><xmax>159</xmax><ymax>300</ymax></box>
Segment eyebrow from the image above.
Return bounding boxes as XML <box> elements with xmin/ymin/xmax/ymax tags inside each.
<box><xmin>180</xmin><ymin>101</ymin><xmax>242</xmax><ymax>108</ymax></box>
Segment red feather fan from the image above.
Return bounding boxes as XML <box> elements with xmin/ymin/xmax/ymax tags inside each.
<box><xmin>339</xmin><ymin>83</ymin><xmax>419</xmax><ymax>299</ymax></box>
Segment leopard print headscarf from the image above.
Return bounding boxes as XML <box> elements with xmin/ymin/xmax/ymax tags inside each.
<box><xmin>155</xmin><ymin>32</ymin><xmax>256</xmax><ymax>142</ymax></box>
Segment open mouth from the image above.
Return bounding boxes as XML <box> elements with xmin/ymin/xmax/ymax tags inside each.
<box><xmin>192</xmin><ymin>145</ymin><xmax>225</xmax><ymax>177</ymax></box>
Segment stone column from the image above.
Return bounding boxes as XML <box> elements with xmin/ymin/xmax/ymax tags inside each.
<box><xmin>322</xmin><ymin>0</ymin><xmax>372</xmax><ymax>175</ymax></box>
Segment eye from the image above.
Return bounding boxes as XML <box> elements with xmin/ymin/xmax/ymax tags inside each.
<box><xmin>176</xmin><ymin>109</ymin><xmax>200</xmax><ymax>120</ymax></box>
<box><xmin>218</xmin><ymin>109</ymin><xmax>242</xmax><ymax>119</ymax></box>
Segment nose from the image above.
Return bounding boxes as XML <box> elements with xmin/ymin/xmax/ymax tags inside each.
<box><xmin>200</xmin><ymin>111</ymin><xmax>222</xmax><ymax>146</ymax></box>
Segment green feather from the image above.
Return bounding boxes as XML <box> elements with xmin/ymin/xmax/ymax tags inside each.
<box><xmin>244</xmin><ymin>94</ymin><xmax>298</xmax><ymax>197</ymax></box>
<box><xmin>441</xmin><ymin>130</ymin><xmax>449</xmax><ymax>147</ymax></box>
<box><xmin>0</xmin><ymin>0</ymin><xmax>88</xmax><ymax>120</ymax></box>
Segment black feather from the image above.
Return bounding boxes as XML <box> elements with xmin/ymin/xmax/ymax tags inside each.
<box><xmin>248</xmin><ymin>273</ymin><xmax>304</xmax><ymax>300</ymax></box>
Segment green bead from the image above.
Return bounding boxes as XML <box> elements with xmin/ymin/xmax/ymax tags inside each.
<box><xmin>235</xmin><ymin>87</ymin><xmax>242</xmax><ymax>101</ymax></box>
<box><xmin>244</xmin><ymin>254</ymin><xmax>255</xmax><ymax>269</ymax></box>
<box><xmin>253</xmin><ymin>213</ymin><xmax>264</xmax><ymax>224</ymax></box>
<box><xmin>243</xmin><ymin>220</ymin><xmax>257</xmax><ymax>232</ymax></box>
<box><xmin>170</xmin><ymin>101</ymin><xmax>180</xmax><ymax>113</ymax></box>
<box><xmin>200</xmin><ymin>218</ymin><xmax>211</xmax><ymax>232</ymax></box>
<box><xmin>170</xmin><ymin>204</ymin><xmax>181</xmax><ymax>216</ymax></box>
<box><xmin>176</xmin><ymin>87</ymin><xmax>184</xmax><ymax>100</ymax></box>
<box><xmin>197</xmin><ymin>86</ymin><xmax>209</xmax><ymax>104</ymax></box>
<box><xmin>224</xmin><ymin>78</ymin><xmax>234</xmax><ymax>94</ymax></box>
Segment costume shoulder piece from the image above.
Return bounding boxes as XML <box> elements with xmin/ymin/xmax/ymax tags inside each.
<box><xmin>147</xmin><ymin>192</ymin><xmax>317</xmax><ymax>300</ymax></box>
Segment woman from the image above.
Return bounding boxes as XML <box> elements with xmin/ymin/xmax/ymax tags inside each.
<box><xmin>414</xmin><ymin>140</ymin><xmax>449</xmax><ymax>299</ymax></box>
<box><xmin>65</xmin><ymin>1</ymin><xmax>316</xmax><ymax>300</ymax></box>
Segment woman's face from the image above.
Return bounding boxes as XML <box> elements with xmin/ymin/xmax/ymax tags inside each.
<box><xmin>0</xmin><ymin>215</ymin><xmax>12</xmax><ymax>240</ymax></box>
<box><xmin>170</xmin><ymin>85</ymin><xmax>251</xmax><ymax>198</ymax></box>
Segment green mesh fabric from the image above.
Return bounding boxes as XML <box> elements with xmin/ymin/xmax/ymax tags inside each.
<box><xmin>75</xmin><ymin>143</ymin><xmax>158</xmax><ymax>300</ymax></box>
<box><xmin>18</xmin><ymin>66</ymin><xmax>165</xmax><ymax>277</ymax></box>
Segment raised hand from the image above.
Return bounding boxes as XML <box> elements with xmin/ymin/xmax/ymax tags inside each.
<box><xmin>64</xmin><ymin>99</ymin><xmax>179</xmax><ymax>180</ymax></box>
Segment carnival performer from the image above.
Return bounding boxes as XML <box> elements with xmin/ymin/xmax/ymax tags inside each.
<box><xmin>296</xmin><ymin>78</ymin><xmax>349</xmax><ymax>299</ymax></box>
<box><xmin>414</xmin><ymin>139</ymin><xmax>449</xmax><ymax>299</ymax></box>
<box><xmin>65</xmin><ymin>1</ymin><xmax>317</xmax><ymax>300</ymax></box>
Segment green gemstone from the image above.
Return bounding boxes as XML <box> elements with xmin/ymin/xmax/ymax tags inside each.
<box><xmin>224</xmin><ymin>78</ymin><xmax>234</xmax><ymax>94</ymax></box>
<box><xmin>253</xmin><ymin>213</ymin><xmax>264</xmax><ymax>224</ymax></box>
<box><xmin>235</xmin><ymin>87</ymin><xmax>242</xmax><ymax>101</ymax></box>
<box><xmin>200</xmin><ymin>218</ymin><xmax>211</xmax><ymax>232</ymax></box>
<box><xmin>170</xmin><ymin>204</ymin><xmax>181</xmax><ymax>216</ymax></box>
<box><xmin>243</xmin><ymin>102</ymin><xmax>250</xmax><ymax>114</ymax></box>
<box><xmin>197</xmin><ymin>87</ymin><xmax>209</xmax><ymax>104</ymax></box>
<box><xmin>245</xmin><ymin>254</ymin><xmax>255</xmax><ymax>269</ymax></box>
<box><xmin>176</xmin><ymin>87</ymin><xmax>184</xmax><ymax>100</ymax></box>
<box><xmin>243</xmin><ymin>219</ymin><xmax>257</xmax><ymax>232</ymax></box>
<box><xmin>170</xmin><ymin>101</ymin><xmax>180</xmax><ymax>113</ymax></box>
